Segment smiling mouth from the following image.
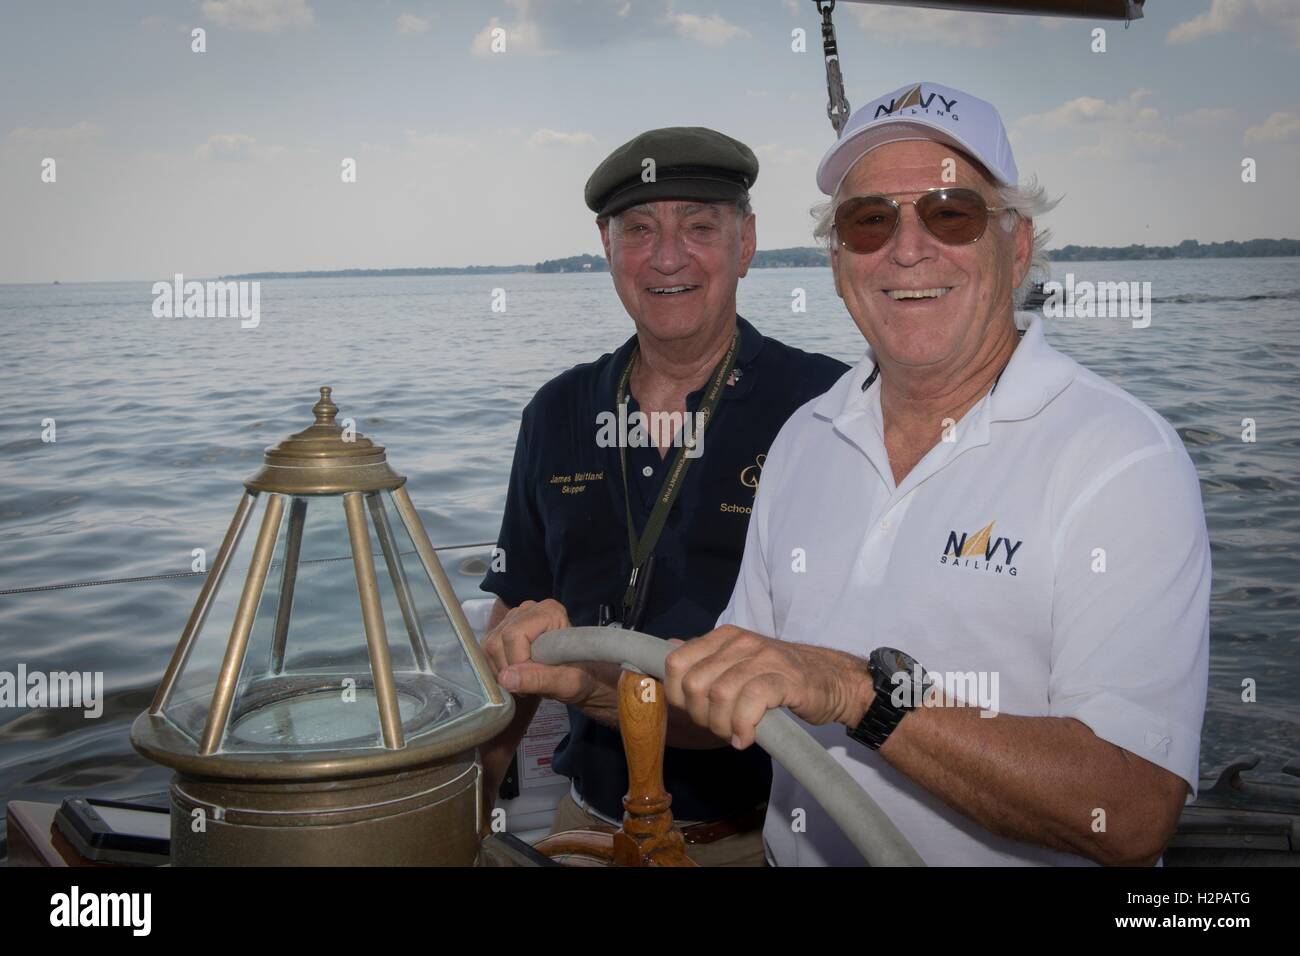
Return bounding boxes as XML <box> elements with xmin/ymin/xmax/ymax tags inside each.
<box><xmin>648</xmin><ymin>285</ymin><xmax>700</xmax><ymax>296</ymax></box>
<box><xmin>884</xmin><ymin>287</ymin><xmax>953</xmax><ymax>300</ymax></box>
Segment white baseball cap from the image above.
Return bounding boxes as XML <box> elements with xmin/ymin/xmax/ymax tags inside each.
<box><xmin>816</xmin><ymin>81</ymin><xmax>1018</xmax><ymax>196</ymax></box>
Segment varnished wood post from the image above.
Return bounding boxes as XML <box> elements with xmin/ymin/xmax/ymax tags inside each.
<box><xmin>612</xmin><ymin>671</ymin><xmax>695</xmax><ymax>866</ymax></box>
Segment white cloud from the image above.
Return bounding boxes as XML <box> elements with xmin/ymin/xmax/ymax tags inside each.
<box><xmin>1016</xmin><ymin>89</ymin><xmax>1179</xmax><ymax>160</ymax></box>
<box><xmin>1168</xmin><ymin>0</ymin><xmax>1300</xmax><ymax>48</ymax></box>
<box><xmin>471</xmin><ymin>0</ymin><xmax>696</xmax><ymax>55</ymax></box>
<box><xmin>1245</xmin><ymin>110</ymin><xmax>1300</xmax><ymax>144</ymax></box>
<box><xmin>196</xmin><ymin>133</ymin><xmax>283</xmax><ymax>161</ymax></box>
<box><xmin>200</xmin><ymin>0</ymin><xmax>314</xmax><ymax>34</ymax></box>
<box><xmin>847</xmin><ymin>6</ymin><xmax>1006</xmax><ymax>48</ymax></box>
<box><xmin>1169</xmin><ymin>0</ymin><xmax>1245</xmax><ymax>42</ymax></box>
<box><xmin>527</xmin><ymin>129</ymin><xmax>597</xmax><ymax>148</ymax></box>
<box><xmin>663</xmin><ymin>12</ymin><xmax>750</xmax><ymax>47</ymax></box>
<box><xmin>471</xmin><ymin>14</ymin><xmax>547</xmax><ymax>56</ymax></box>
<box><xmin>397</xmin><ymin>13</ymin><xmax>432</xmax><ymax>35</ymax></box>
<box><xmin>1018</xmin><ymin>89</ymin><xmax>1159</xmax><ymax>129</ymax></box>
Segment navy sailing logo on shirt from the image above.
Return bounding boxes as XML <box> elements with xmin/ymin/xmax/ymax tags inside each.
<box><xmin>940</xmin><ymin>521</ymin><xmax>1022</xmax><ymax>576</ymax></box>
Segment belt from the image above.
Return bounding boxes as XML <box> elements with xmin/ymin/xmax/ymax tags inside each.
<box><xmin>569</xmin><ymin>783</ymin><xmax>766</xmax><ymax>846</ymax></box>
<box><xmin>678</xmin><ymin>804</ymin><xmax>768</xmax><ymax>845</ymax></box>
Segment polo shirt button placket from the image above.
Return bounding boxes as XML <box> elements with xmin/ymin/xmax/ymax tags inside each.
<box><xmin>857</xmin><ymin>494</ymin><xmax>920</xmax><ymax>582</ymax></box>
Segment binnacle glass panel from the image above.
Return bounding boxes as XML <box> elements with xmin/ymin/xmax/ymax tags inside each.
<box><xmin>160</xmin><ymin>489</ymin><xmax>489</xmax><ymax>755</ymax></box>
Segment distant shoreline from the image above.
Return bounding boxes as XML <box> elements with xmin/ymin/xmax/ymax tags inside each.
<box><xmin>8</xmin><ymin>243</ymin><xmax>1297</xmax><ymax>287</ymax></box>
<box><xmin>217</xmin><ymin>239</ymin><xmax>1300</xmax><ymax>281</ymax></box>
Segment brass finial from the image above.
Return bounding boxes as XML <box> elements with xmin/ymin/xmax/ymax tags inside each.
<box><xmin>243</xmin><ymin>386</ymin><xmax>405</xmax><ymax>495</ymax></box>
<box><xmin>313</xmin><ymin>386</ymin><xmax>338</xmax><ymax>425</ymax></box>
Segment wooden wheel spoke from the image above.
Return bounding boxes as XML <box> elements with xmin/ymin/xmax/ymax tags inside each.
<box><xmin>535</xmin><ymin>669</ymin><xmax>696</xmax><ymax>867</ymax></box>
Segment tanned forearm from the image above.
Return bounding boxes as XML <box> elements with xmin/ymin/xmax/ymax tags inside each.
<box><xmin>868</xmin><ymin>691</ymin><xmax>1186</xmax><ymax>866</ymax></box>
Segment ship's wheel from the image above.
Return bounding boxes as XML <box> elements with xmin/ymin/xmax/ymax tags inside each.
<box><xmin>529</xmin><ymin>670</ymin><xmax>697</xmax><ymax>867</ymax></box>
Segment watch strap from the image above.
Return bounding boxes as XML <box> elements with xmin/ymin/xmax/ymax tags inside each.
<box><xmin>848</xmin><ymin>691</ymin><xmax>908</xmax><ymax>751</ymax></box>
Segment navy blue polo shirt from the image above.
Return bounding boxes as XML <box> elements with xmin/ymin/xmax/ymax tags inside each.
<box><xmin>482</xmin><ymin>315</ymin><xmax>848</xmax><ymax>822</ymax></box>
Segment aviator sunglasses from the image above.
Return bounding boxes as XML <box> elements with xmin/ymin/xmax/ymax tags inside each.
<box><xmin>833</xmin><ymin>187</ymin><xmax>1009</xmax><ymax>255</ymax></box>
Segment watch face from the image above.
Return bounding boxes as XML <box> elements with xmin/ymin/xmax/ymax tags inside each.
<box><xmin>871</xmin><ymin>647</ymin><xmax>924</xmax><ymax>709</ymax></box>
<box><xmin>873</xmin><ymin>647</ymin><xmax>917</xmax><ymax>679</ymax></box>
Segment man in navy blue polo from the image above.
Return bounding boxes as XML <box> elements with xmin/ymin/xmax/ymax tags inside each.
<box><xmin>479</xmin><ymin>127</ymin><xmax>847</xmax><ymax>865</ymax></box>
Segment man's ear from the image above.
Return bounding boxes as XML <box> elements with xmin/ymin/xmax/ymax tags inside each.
<box><xmin>830</xmin><ymin>246</ymin><xmax>845</xmax><ymax>301</ymax></box>
<box><xmin>1011</xmin><ymin>215</ymin><xmax>1034</xmax><ymax>290</ymax></box>
<box><xmin>737</xmin><ymin>213</ymin><xmax>757</xmax><ymax>278</ymax></box>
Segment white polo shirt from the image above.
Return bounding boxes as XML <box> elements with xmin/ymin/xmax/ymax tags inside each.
<box><xmin>719</xmin><ymin>310</ymin><xmax>1211</xmax><ymax>866</ymax></box>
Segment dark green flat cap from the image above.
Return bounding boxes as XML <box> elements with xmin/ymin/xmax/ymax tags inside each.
<box><xmin>584</xmin><ymin>126</ymin><xmax>759</xmax><ymax>217</ymax></box>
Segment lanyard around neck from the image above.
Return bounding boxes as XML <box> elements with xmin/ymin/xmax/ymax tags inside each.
<box><xmin>614</xmin><ymin>330</ymin><xmax>740</xmax><ymax>625</ymax></box>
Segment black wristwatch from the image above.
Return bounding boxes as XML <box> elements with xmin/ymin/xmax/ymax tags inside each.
<box><xmin>847</xmin><ymin>647</ymin><xmax>927</xmax><ymax>751</ymax></box>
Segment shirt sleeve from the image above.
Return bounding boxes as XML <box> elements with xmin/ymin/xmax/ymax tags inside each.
<box><xmin>1048</xmin><ymin>443</ymin><xmax>1211</xmax><ymax>796</ymax></box>
<box><xmin>480</xmin><ymin>405</ymin><xmax>553</xmax><ymax>609</ymax></box>
<box><xmin>715</xmin><ymin>424</ymin><xmax>787</xmax><ymax>638</ymax></box>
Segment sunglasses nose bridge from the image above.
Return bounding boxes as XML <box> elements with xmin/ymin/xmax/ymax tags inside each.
<box><xmin>891</xmin><ymin>198</ymin><xmax>944</xmax><ymax>254</ymax></box>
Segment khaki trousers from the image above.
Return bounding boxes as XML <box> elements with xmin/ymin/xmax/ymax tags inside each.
<box><xmin>548</xmin><ymin>792</ymin><xmax>768</xmax><ymax>867</ymax></box>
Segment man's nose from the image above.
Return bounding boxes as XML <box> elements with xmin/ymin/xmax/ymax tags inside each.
<box><xmin>649</xmin><ymin>226</ymin><xmax>690</xmax><ymax>273</ymax></box>
<box><xmin>888</xmin><ymin>205</ymin><xmax>935</xmax><ymax>267</ymax></box>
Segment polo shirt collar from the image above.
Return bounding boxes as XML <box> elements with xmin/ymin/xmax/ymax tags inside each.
<box><xmin>812</xmin><ymin>312</ymin><xmax>1078</xmax><ymax>496</ymax></box>
<box><xmin>986</xmin><ymin>311</ymin><xmax>1077</xmax><ymax>422</ymax></box>
<box><xmin>598</xmin><ymin>314</ymin><xmax>766</xmax><ymax>406</ymax></box>
<box><xmin>813</xmin><ymin>310</ymin><xmax>1075</xmax><ymax>425</ymax></box>
<box><xmin>727</xmin><ymin>314</ymin><xmax>764</xmax><ymax>400</ymax></box>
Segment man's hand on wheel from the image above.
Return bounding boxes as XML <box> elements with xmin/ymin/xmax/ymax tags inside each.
<box><xmin>663</xmin><ymin>625</ymin><xmax>874</xmax><ymax>749</ymax></box>
<box><xmin>482</xmin><ymin>599</ymin><xmax>619</xmax><ymax>708</ymax></box>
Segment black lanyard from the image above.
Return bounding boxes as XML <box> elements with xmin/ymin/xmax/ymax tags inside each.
<box><xmin>614</xmin><ymin>330</ymin><xmax>739</xmax><ymax>627</ymax></box>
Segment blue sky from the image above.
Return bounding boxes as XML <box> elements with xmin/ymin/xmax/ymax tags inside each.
<box><xmin>1</xmin><ymin>0</ymin><xmax>1297</xmax><ymax>282</ymax></box>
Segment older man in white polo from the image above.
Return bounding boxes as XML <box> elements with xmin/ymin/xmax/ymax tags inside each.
<box><xmin>662</xmin><ymin>81</ymin><xmax>1211</xmax><ymax>866</ymax></box>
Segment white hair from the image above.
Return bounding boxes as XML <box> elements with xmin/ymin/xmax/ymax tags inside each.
<box><xmin>811</xmin><ymin>175</ymin><xmax>1060</xmax><ymax>309</ymax></box>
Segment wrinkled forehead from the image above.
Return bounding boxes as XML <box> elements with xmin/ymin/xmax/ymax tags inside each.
<box><xmin>840</xmin><ymin>141</ymin><xmax>997</xmax><ymax>198</ymax></box>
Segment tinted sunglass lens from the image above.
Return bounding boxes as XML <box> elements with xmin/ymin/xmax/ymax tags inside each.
<box><xmin>835</xmin><ymin>197</ymin><xmax>897</xmax><ymax>254</ymax></box>
<box><xmin>917</xmin><ymin>189</ymin><xmax>989</xmax><ymax>243</ymax></box>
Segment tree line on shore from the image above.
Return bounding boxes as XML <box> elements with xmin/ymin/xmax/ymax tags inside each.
<box><xmin>220</xmin><ymin>238</ymin><xmax>1299</xmax><ymax>280</ymax></box>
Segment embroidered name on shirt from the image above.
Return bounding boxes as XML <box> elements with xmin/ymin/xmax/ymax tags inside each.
<box><xmin>549</xmin><ymin>471</ymin><xmax>604</xmax><ymax>495</ymax></box>
<box><xmin>940</xmin><ymin>521</ymin><xmax>1022</xmax><ymax>576</ymax></box>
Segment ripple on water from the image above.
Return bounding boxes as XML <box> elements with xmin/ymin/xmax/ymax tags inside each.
<box><xmin>1179</xmin><ymin>426</ymin><xmax>1228</xmax><ymax>445</ymax></box>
